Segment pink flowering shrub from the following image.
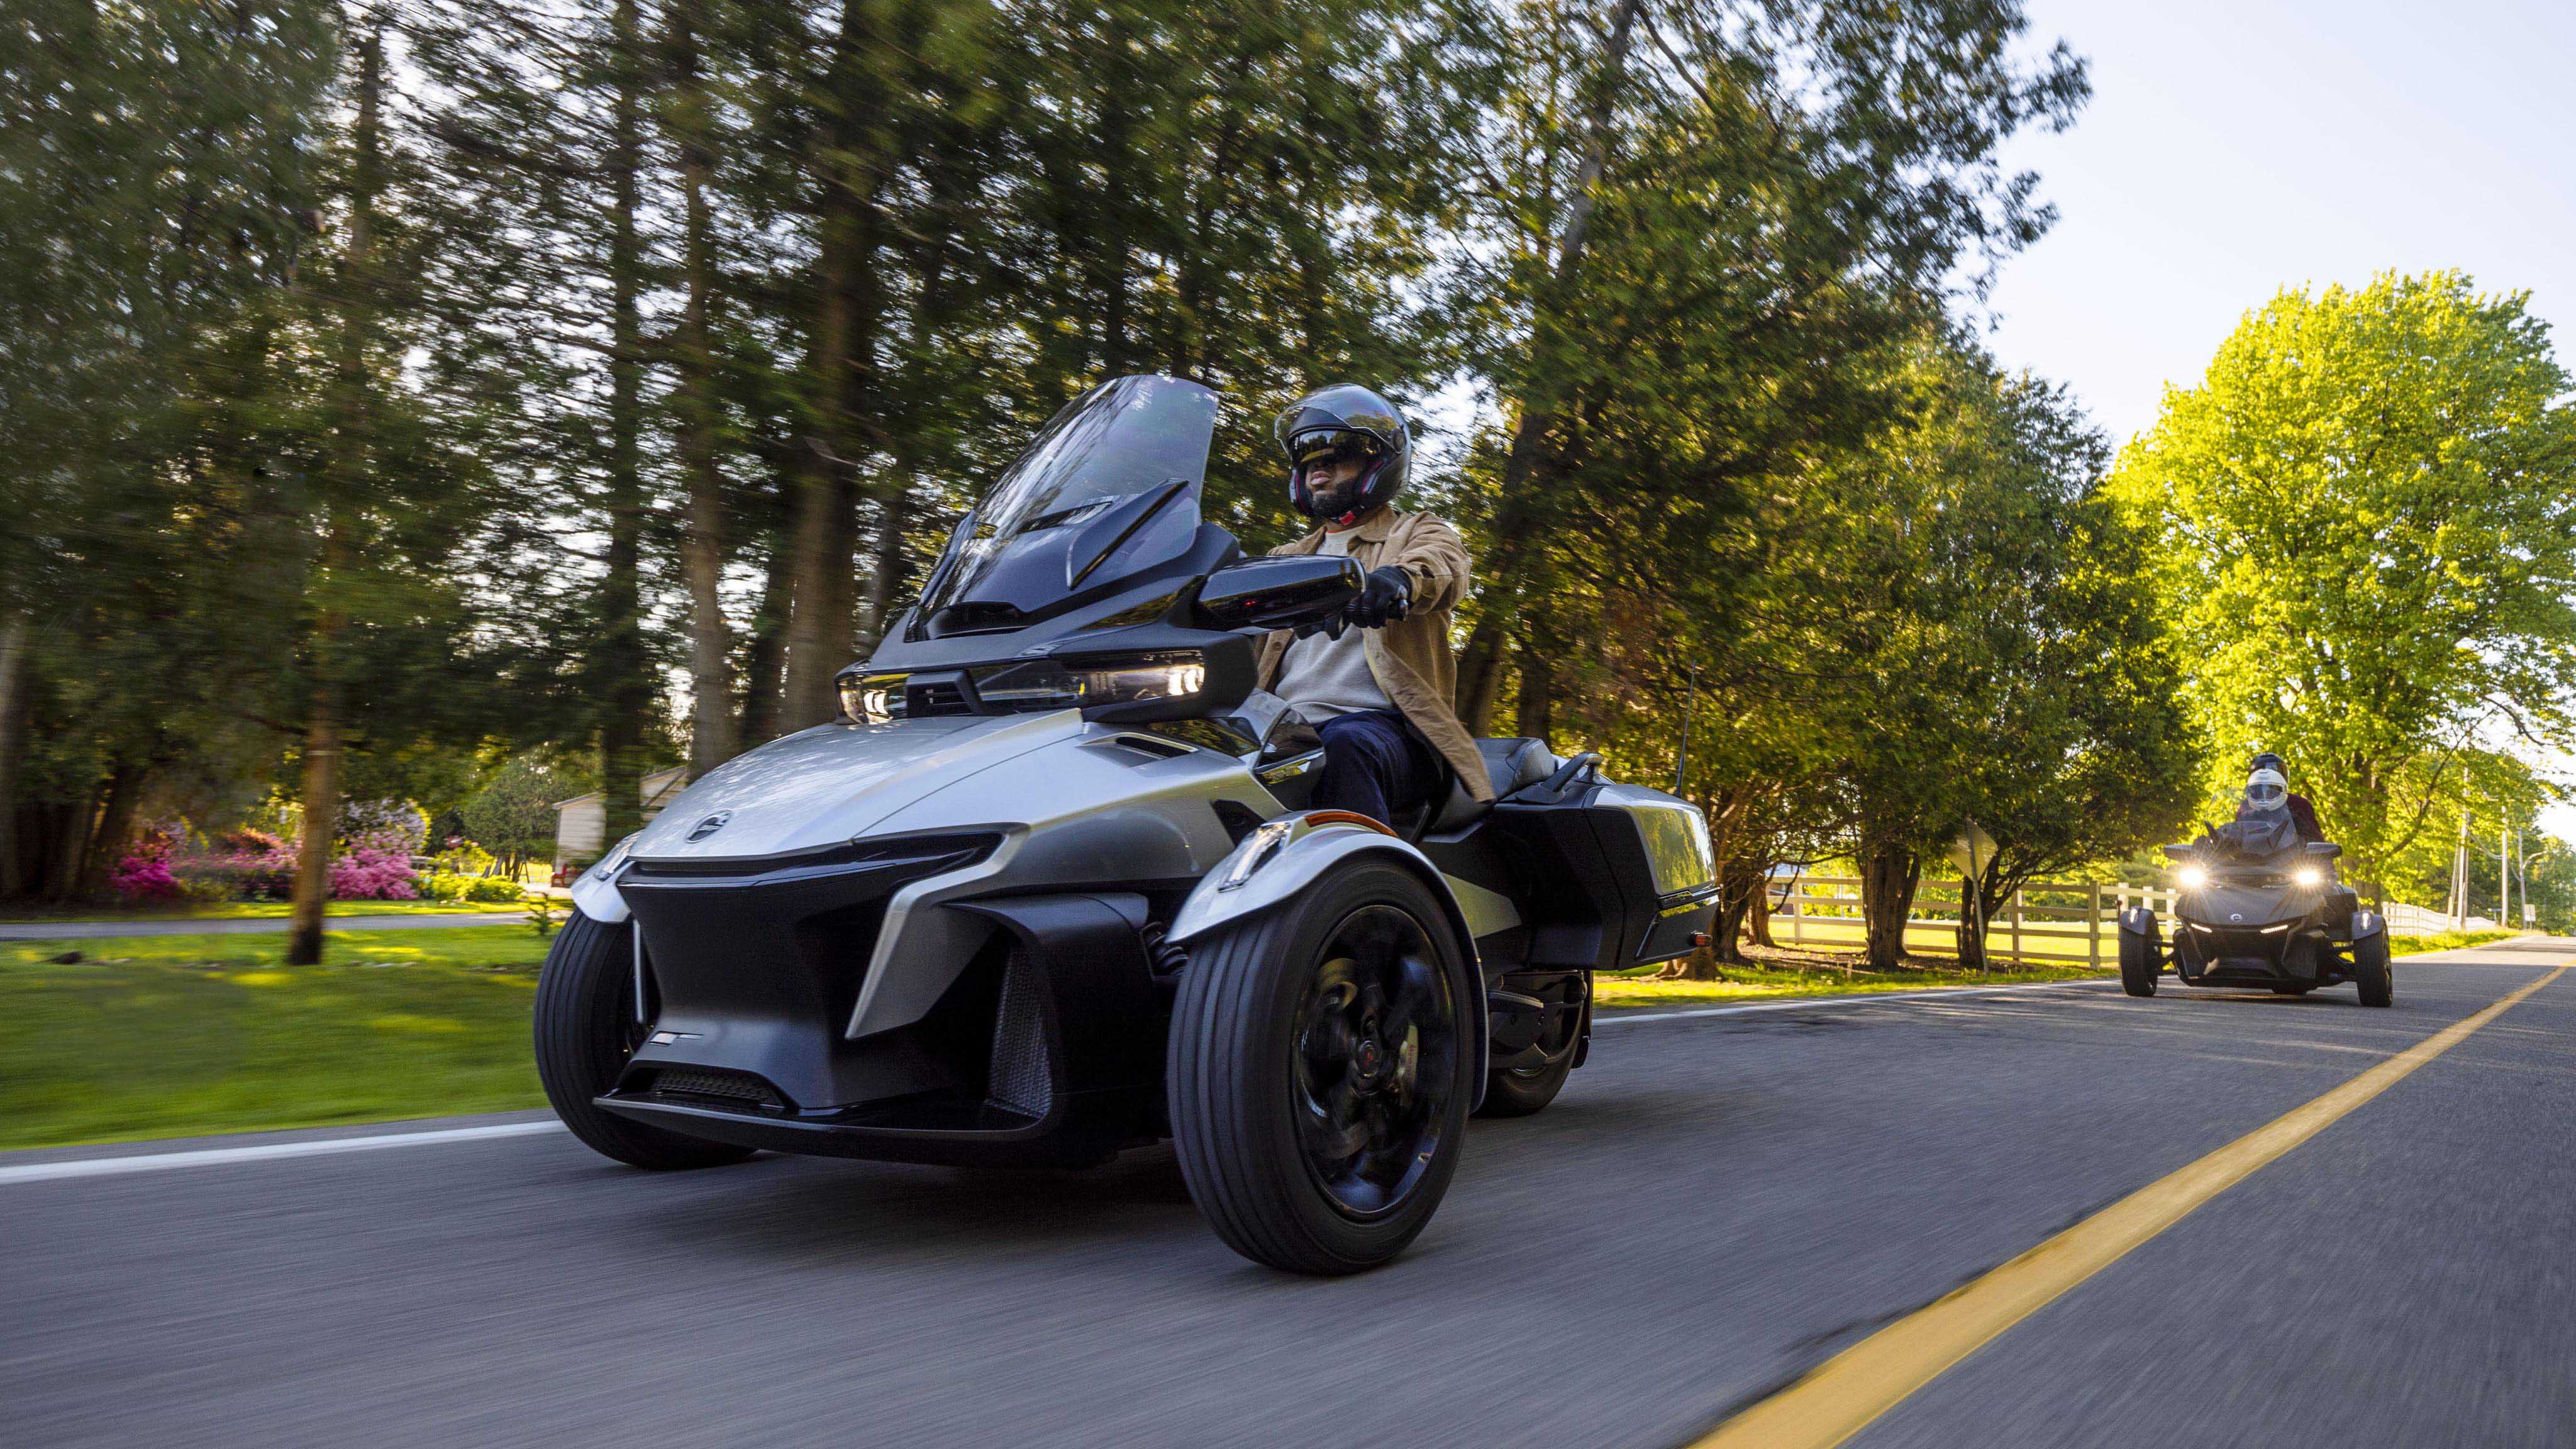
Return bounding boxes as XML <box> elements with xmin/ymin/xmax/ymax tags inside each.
<box><xmin>328</xmin><ymin>848</ymin><xmax>419</xmax><ymax>900</ymax></box>
<box><xmin>111</xmin><ymin>802</ymin><xmax>425</xmax><ymax>903</ymax></box>
<box><xmin>112</xmin><ymin>850</ymin><xmax>183</xmax><ymax>901</ymax></box>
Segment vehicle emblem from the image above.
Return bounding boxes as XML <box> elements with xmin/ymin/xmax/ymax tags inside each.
<box><xmin>687</xmin><ymin>811</ymin><xmax>733</xmax><ymax>842</ymax></box>
<box><xmin>2229</xmin><ymin>913</ymin><xmax>2242</xmax><ymax>922</ymax></box>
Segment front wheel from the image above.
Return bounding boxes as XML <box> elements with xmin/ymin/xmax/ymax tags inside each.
<box><xmin>1167</xmin><ymin>861</ymin><xmax>1475</xmax><ymax>1275</ymax></box>
<box><xmin>2352</xmin><ymin>933</ymin><xmax>2394</xmax><ymax>1008</ymax></box>
<box><xmin>534</xmin><ymin>911</ymin><xmax>755</xmax><ymax>1170</ymax></box>
<box><xmin>2119</xmin><ymin>923</ymin><xmax>2160</xmax><ymax>997</ymax></box>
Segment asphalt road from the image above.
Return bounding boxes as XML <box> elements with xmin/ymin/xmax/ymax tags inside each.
<box><xmin>5</xmin><ymin>940</ymin><xmax>2570</xmax><ymax>1448</ymax></box>
<box><xmin>0</xmin><ymin>912</ymin><xmax>529</xmax><ymax>940</ymax></box>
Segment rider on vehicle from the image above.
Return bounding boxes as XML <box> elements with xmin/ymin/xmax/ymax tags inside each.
<box><xmin>2236</xmin><ymin>751</ymin><xmax>2324</xmax><ymax>843</ymax></box>
<box><xmin>1257</xmin><ymin>385</ymin><xmax>1495</xmax><ymax>826</ymax></box>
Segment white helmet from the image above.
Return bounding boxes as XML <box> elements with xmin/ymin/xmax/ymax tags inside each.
<box><xmin>2244</xmin><ymin>768</ymin><xmax>2288</xmax><ymax>813</ymax></box>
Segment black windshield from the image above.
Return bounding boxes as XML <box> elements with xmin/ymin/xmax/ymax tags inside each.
<box><xmin>913</xmin><ymin>376</ymin><xmax>1217</xmax><ymax>635</ymax></box>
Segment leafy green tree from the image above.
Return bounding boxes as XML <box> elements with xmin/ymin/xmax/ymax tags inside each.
<box><xmin>2109</xmin><ymin>272</ymin><xmax>2576</xmax><ymax>904</ymax></box>
<box><xmin>460</xmin><ymin>753</ymin><xmax>586</xmax><ymax>876</ymax></box>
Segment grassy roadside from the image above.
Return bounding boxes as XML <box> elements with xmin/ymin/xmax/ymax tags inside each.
<box><xmin>0</xmin><ymin>899</ymin><xmax>533</xmax><ymax>924</ymax></box>
<box><xmin>0</xmin><ymin>926</ymin><xmax>552</xmax><ymax>1151</ymax></box>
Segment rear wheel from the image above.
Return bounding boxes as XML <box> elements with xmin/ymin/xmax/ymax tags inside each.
<box><xmin>1167</xmin><ymin>862</ymin><xmax>1474</xmax><ymax>1275</ymax></box>
<box><xmin>534</xmin><ymin>911</ymin><xmax>755</xmax><ymax>1170</ymax></box>
<box><xmin>2119</xmin><ymin>923</ymin><xmax>2160</xmax><ymax>997</ymax></box>
<box><xmin>1479</xmin><ymin>976</ymin><xmax>1585</xmax><ymax>1118</ymax></box>
<box><xmin>2352</xmin><ymin>933</ymin><xmax>2394</xmax><ymax>1008</ymax></box>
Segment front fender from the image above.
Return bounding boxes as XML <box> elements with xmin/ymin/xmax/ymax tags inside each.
<box><xmin>2349</xmin><ymin>909</ymin><xmax>2385</xmax><ymax>941</ymax></box>
<box><xmin>1170</xmin><ymin>812</ymin><xmax>1489</xmax><ymax>1108</ymax></box>
<box><xmin>2118</xmin><ymin>906</ymin><xmax>2159</xmax><ymax>936</ymax></box>
<box><xmin>568</xmin><ymin>843</ymin><xmax>636</xmax><ymax>924</ymax></box>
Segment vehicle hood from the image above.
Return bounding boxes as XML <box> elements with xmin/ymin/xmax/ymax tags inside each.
<box><xmin>626</xmin><ymin>711</ymin><xmax>1082</xmax><ymax>862</ymax></box>
<box><xmin>2177</xmin><ymin>881</ymin><xmax>2306</xmax><ymax>926</ymax></box>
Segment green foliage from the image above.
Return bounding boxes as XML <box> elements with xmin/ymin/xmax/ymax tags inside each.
<box><xmin>2111</xmin><ymin>271</ymin><xmax>2576</xmax><ymax>895</ymax></box>
<box><xmin>458</xmin><ymin>754</ymin><xmax>582</xmax><ymax>869</ymax></box>
<box><xmin>418</xmin><ymin>872</ymin><xmax>528</xmax><ymax>904</ymax></box>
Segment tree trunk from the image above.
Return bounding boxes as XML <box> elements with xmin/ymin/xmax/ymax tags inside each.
<box><xmin>0</xmin><ymin>608</ymin><xmax>30</xmax><ymax>897</ymax></box>
<box><xmin>1749</xmin><ymin>877</ymin><xmax>1776</xmax><ymax>948</ymax></box>
<box><xmin>596</xmin><ymin>0</ymin><xmax>652</xmax><ymax>848</ymax></box>
<box><xmin>77</xmin><ymin>762</ymin><xmax>146</xmax><ymax>897</ymax></box>
<box><xmin>1859</xmin><ymin>836</ymin><xmax>1919</xmax><ymax>971</ymax></box>
<box><xmin>42</xmin><ymin>791</ymin><xmax>96</xmax><ymax>902</ymax></box>
<box><xmin>1513</xmin><ymin>641</ymin><xmax>1553</xmax><ymax>742</ymax></box>
<box><xmin>289</xmin><ymin>22</ymin><xmax>384</xmax><ymax>967</ymax></box>
<box><xmin>779</xmin><ymin>0</ymin><xmax>889</xmax><ymax>733</ymax></box>
<box><xmin>738</xmin><ymin>516</ymin><xmax>795</xmax><ymax>746</ymax></box>
<box><xmin>667</xmin><ymin>0</ymin><xmax>736</xmax><ymax>776</ymax></box>
<box><xmin>286</xmin><ymin>679</ymin><xmax>343</xmax><ymax>963</ymax></box>
<box><xmin>1953</xmin><ymin>873</ymin><xmax>1988</xmax><ymax>972</ymax></box>
<box><xmin>1453</xmin><ymin>0</ymin><xmax>1641</xmax><ymax>734</ymax></box>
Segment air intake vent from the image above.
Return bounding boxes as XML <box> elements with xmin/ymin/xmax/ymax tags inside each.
<box><xmin>651</xmin><ymin>1067</ymin><xmax>787</xmax><ymax>1111</ymax></box>
<box><xmin>987</xmin><ymin>952</ymin><xmax>1055</xmax><ymax>1120</ymax></box>
<box><xmin>909</xmin><ymin>680</ymin><xmax>972</xmax><ymax>716</ymax></box>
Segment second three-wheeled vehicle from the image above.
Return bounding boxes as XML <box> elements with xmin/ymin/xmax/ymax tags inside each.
<box><xmin>533</xmin><ymin>376</ymin><xmax>1720</xmax><ymax>1274</ymax></box>
<box><xmin>2117</xmin><ymin>815</ymin><xmax>2392</xmax><ymax>1006</ymax></box>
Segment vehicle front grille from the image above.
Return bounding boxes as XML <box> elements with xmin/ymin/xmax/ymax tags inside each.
<box><xmin>650</xmin><ymin>1067</ymin><xmax>789</xmax><ymax>1111</ymax></box>
<box><xmin>909</xmin><ymin>680</ymin><xmax>972</xmax><ymax>716</ymax></box>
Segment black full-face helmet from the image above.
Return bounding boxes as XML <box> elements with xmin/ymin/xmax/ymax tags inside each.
<box><xmin>1275</xmin><ymin>384</ymin><xmax>1410</xmax><ymax>523</ymax></box>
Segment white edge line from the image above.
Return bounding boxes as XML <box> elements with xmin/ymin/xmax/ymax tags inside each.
<box><xmin>1594</xmin><ymin>978</ymin><xmax>2120</xmax><ymax>1026</ymax></box>
<box><xmin>0</xmin><ymin>1120</ymin><xmax>563</xmax><ymax>1186</ymax></box>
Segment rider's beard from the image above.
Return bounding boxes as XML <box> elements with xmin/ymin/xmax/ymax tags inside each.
<box><xmin>1307</xmin><ymin>474</ymin><xmax>1360</xmax><ymax>519</ymax></box>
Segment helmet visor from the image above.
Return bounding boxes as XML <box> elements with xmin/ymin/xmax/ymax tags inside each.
<box><xmin>1287</xmin><ymin>428</ymin><xmax>1383</xmax><ymax>471</ymax></box>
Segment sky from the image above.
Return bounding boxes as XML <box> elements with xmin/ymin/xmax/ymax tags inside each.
<box><xmin>1981</xmin><ymin>0</ymin><xmax>2576</xmax><ymax>448</ymax></box>
<box><xmin>1977</xmin><ymin>0</ymin><xmax>2576</xmax><ymax>848</ymax></box>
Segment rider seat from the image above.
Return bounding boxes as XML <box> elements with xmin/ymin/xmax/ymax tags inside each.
<box><xmin>1419</xmin><ymin>736</ymin><xmax>1561</xmax><ymax>835</ymax></box>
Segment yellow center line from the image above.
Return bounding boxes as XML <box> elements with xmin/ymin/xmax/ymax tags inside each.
<box><xmin>1693</xmin><ymin>962</ymin><xmax>2572</xmax><ymax>1449</ymax></box>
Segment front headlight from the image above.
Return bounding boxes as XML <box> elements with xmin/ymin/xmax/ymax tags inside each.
<box><xmin>840</xmin><ymin>673</ymin><xmax>906</xmax><ymax>724</ymax></box>
<box><xmin>2177</xmin><ymin>864</ymin><xmax>2209</xmax><ymax>889</ymax></box>
<box><xmin>970</xmin><ymin>652</ymin><xmax>1208</xmax><ymax>712</ymax></box>
<box><xmin>2294</xmin><ymin>867</ymin><xmax>2322</xmax><ymax>887</ymax></box>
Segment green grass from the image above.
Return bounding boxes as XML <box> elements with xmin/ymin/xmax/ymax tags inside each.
<box><xmin>1592</xmin><ymin>957</ymin><xmax>2112</xmax><ymax>1011</ymax></box>
<box><xmin>0</xmin><ymin>898</ymin><xmax>533</xmax><ymax>924</ymax></box>
<box><xmin>0</xmin><ymin>926</ymin><xmax>553</xmax><ymax>1151</ymax></box>
<box><xmin>2390</xmin><ymin>928</ymin><xmax>2519</xmax><ymax>956</ymax></box>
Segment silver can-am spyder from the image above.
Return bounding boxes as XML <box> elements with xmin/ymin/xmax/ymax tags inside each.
<box><xmin>534</xmin><ymin>375</ymin><xmax>1720</xmax><ymax>1274</ymax></box>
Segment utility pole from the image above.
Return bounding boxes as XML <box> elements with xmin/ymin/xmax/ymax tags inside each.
<box><xmin>2449</xmin><ymin>810</ymin><xmax>2469</xmax><ymax>930</ymax></box>
<box><xmin>2500</xmin><ymin>824</ymin><xmax>2509</xmax><ymax>930</ymax></box>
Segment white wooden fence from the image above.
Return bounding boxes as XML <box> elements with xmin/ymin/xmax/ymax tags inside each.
<box><xmin>1767</xmin><ymin>875</ymin><xmax>2181</xmax><ymax>969</ymax></box>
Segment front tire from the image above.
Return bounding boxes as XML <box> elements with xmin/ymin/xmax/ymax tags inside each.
<box><xmin>2352</xmin><ymin>933</ymin><xmax>2394</xmax><ymax>1008</ymax></box>
<box><xmin>1167</xmin><ymin>862</ymin><xmax>1475</xmax><ymax>1275</ymax></box>
<box><xmin>2119</xmin><ymin>923</ymin><xmax>2160</xmax><ymax>997</ymax></box>
<box><xmin>534</xmin><ymin>911</ymin><xmax>755</xmax><ymax>1170</ymax></box>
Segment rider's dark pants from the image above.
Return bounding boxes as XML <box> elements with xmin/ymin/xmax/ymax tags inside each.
<box><xmin>1312</xmin><ymin>709</ymin><xmax>1446</xmax><ymax>827</ymax></box>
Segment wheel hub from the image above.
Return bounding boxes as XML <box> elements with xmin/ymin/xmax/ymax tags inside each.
<box><xmin>1289</xmin><ymin>904</ymin><xmax>1457</xmax><ymax>1220</ymax></box>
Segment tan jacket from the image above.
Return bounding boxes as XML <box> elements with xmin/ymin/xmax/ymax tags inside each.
<box><xmin>1254</xmin><ymin>508</ymin><xmax>1495</xmax><ymax>801</ymax></box>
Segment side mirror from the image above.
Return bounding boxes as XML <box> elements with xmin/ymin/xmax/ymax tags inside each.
<box><xmin>2159</xmin><ymin>843</ymin><xmax>2195</xmax><ymax>859</ymax></box>
<box><xmin>1193</xmin><ymin>554</ymin><xmax>1363</xmax><ymax>632</ymax></box>
<box><xmin>2305</xmin><ymin>841</ymin><xmax>2342</xmax><ymax>858</ymax></box>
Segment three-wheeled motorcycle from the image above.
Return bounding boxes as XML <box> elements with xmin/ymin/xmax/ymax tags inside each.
<box><xmin>2116</xmin><ymin>817</ymin><xmax>2392</xmax><ymax>1006</ymax></box>
<box><xmin>533</xmin><ymin>375</ymin><xmax>1720</xmax><ymax>1274</ymax></box>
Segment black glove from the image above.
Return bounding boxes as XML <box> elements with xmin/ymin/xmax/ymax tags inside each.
<box><xmin>1344</xmin><ymin>566</ymin><xmax>1413</xmax><ymax>628</ymax></box>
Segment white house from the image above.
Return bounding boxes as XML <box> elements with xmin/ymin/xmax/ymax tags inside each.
<box><xmin>553</xmin><ymin>766</ymin><xmax>688</xmax><ymax>870</ymax></box>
